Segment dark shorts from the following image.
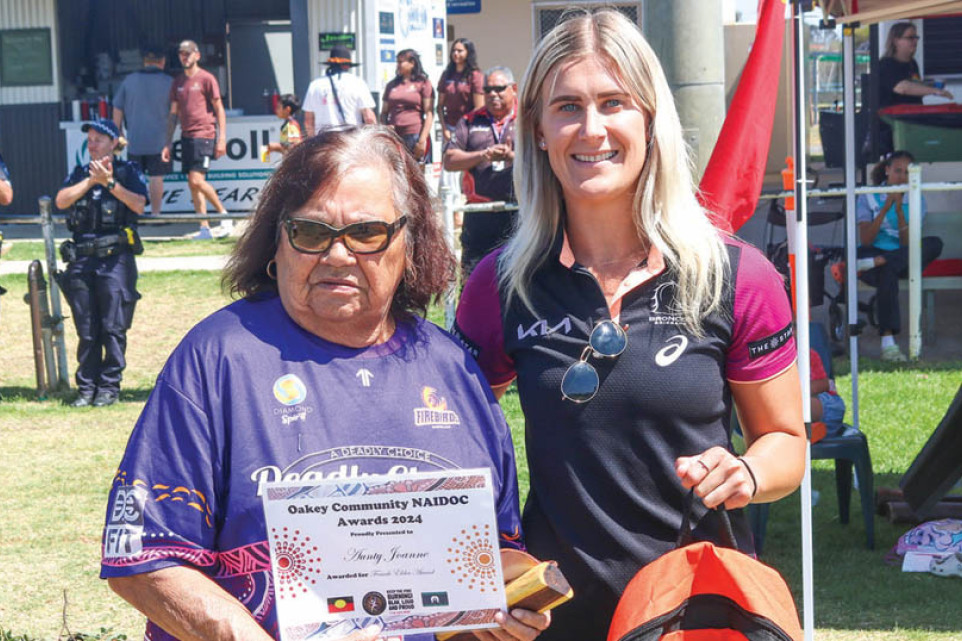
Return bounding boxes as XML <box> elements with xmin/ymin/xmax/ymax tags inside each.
<box><xmin>128</xmin><ymin>153</ymin><xmax>171</xmax><ymax>177</ymax></box>
<box><xmin>180</xmin><ymin>137</ymin><xmax>215</xmax><ymax>174</ymax></box>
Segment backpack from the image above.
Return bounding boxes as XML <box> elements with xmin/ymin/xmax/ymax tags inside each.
<box><xmin>607</xmin><ymin>492</ymin><xmax>802</xmax><ymax>641</ymax></box>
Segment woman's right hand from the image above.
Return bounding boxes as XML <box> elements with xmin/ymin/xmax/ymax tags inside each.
<box><xmin>89</xmin><ymin>157</ymin><xmax>112</xmax><ymax>186</ymax></box>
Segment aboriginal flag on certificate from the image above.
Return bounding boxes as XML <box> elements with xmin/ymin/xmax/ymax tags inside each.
<box><xmin>328</xmin><ymin>596</ymin><xmax>355</xmax><ymax>613</ymax></box>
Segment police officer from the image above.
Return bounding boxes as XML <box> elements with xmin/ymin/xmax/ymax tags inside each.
<box><xmin>55</xmin><ymin>119</ymin><xmax>147</xmax><ymax>407</ymax></box>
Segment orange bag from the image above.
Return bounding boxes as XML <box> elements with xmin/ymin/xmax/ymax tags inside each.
<box><xmin>607</xmin><ymin>492</ymin><xmax>802</xmax><ymax>641</ymax></box>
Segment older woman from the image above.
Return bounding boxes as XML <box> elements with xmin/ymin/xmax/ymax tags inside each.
<box><xmin>101</xmin><ymin>127</ymin><xmax>548</xmax><ymax>641</ymax></box>
<box><xmin>454</xmin><ymin>11</ymin><xmax>806</xmax><ymax>641</ymax></box>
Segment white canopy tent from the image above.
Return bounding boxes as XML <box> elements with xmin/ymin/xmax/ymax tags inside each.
<box><xmin>790</xmin><ymin>2</ymin><xmax>960</xmax><ymax>638</ymax></box>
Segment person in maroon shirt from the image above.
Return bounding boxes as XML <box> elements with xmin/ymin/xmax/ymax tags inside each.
<box><xmin>161</xmin><ymin>40</ymin><xmax>230</xmax><ymax>239</ymax></box>
<box><xmin>380</xmin><ymin>49</ymin><xmax>435</xmax><ymax>163</ymax></box>
<box><xmin>437</xmin><ymin>38</ymin><xmax>484</xmax><ymax>145</ymax></box>
<box><xmin>443</xmin><ymin>66</ymin><xmax>518</xmax><ymax>279</ymax></box>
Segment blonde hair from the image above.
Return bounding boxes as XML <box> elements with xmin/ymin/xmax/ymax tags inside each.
<box><xmin>501</xmin><ymin>8</ymin><xmax>728</xmax><ymax>336</ymax></box>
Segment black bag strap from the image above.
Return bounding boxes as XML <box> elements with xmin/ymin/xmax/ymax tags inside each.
<box><xmin>675</xmin><ymin>489</ymin><xmax>738</xmax><ymax>550</ymax></box>
<box><xmin>327</xmin><ymin>72</ymin><xmax>348</xmax><ymax>126</ymax></box>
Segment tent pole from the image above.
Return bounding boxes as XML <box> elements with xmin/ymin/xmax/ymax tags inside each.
<box><xmin>842</xmin><ymin>25</ymin><xmax>860</xmax><ymax>430</ymax></box>
<box><xmin>908</xmin><ymin>164</ymin><xmax>923</xmax><ymax>359</ymax></box>
<box><xmin>791</xmin><ymin>2</ymin><xmax>815</xmax><ymax>639</ymax></box>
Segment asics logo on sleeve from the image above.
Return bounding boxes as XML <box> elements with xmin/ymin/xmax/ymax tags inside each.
<box><xmin>655</xmin><ymin>334</ymin><xmax>688</xmax><ymax>367</ymax></box>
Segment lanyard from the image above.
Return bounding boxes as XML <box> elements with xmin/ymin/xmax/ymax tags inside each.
<box><xmin>490</xmin><ymin>111</ymin><xmax>515</xmax><ymax>145</ymax></box>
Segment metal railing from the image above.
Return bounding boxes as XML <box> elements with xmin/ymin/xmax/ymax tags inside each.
<box><xmin>762</xmin><ymin>169</ymin><xmax>962</xmax><ymax>359</ymax></box>
<box><xmin>438</xmin><ymin>184</ymin><xmax>518</xmax><ymax>328</ymax></box>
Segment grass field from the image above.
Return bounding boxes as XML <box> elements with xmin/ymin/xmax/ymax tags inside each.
<box><xmin>0</xmin><ymin>264</ymin><xmax>960</xmax><ymax>640</ymax></box>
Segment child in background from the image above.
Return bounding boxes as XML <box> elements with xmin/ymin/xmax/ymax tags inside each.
<box><xmin>810</xmin><ymin>348</ymin><xmax>846</xmax><ymax>440</ymax></box>
<box><xmin>261</xmin><ymin>94</ymin><xmax>302</xmax><ymax>161</ymax></box>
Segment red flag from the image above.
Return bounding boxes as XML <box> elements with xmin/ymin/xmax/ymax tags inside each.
<box><xmin>698</xmin><ymin>0</ymin><xmax>786</xmax><ymax>232</ymax></box>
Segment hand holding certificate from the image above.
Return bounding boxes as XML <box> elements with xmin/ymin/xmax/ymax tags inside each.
<box><xmin>263</xmin><ymin>469</ymin><xmax>553</xmax><ymax>640</ymax></box>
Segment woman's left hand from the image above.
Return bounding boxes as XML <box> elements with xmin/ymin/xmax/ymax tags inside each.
<box><xmin>471</xmin><ymin>609</ymin><xmax>551</xmax><ymax>641</ymax></box>
<box><xmin>467</xmin><ymin>549</ymin><xmax>551</xmax><ymax>640</ymax></box>
<box><xmin>89</xmin><ymin>157</ymin><xmax>113</xmax><ymax>186</ymax></box>
<box><xmin>675</xmin><ymin>447</ymin><xmax>756</xmax><ymax>510</ymax></box>
<box><xmin>413</xmin><ymin>139</ymin><xmax>427</xmax><ymax>160</ymax></box>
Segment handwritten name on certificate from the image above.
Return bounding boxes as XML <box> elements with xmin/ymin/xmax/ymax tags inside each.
<box><xmin>262</xmin><ymin>468</ymin><xmax>507</xmax><ymax>640</ymax></box>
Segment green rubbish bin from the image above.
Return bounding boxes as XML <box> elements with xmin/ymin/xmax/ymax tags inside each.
<box><xmin>880</xmin><ymin>104</ymin><xmax>962</xmax><ymax>163</ymax></box>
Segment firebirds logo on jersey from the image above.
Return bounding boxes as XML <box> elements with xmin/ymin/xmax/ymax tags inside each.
<box><xmin>413</xmin><ymin>387</ymin><xmax>460</xmax><ymax>428</ymax></box>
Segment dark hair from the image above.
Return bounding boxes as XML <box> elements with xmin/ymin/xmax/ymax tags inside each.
<box><xmin>883</xmin><ymin>22</ymin><xmax>916</xmax><ymax>59</ymax></box>
<box><xmin>871</xmin><ymin>150</ymin><xmax>914</xmax><ymax>185</ymax></box>
<box><xmin>142</xmin><ymin>45</ymin><xmax>165</xmax><ymax>62</ymax></box>
<box><xmin>279</xmin><ymin>93</ymin><xmax>300</xmax><ymax>115</ymax></box>
<box><xmin>444</xmin><ymin>38</ymin><xmax>480</xmax><ymax>77</ymax></box>
<box><xmin>223</xmin><ymin>126</ymin><xmax>456</xmax><ymax>321</ymax></box>
<box><xmin>395</xmin><ymin>49</ymin><xmax>428</xmax><ymax>82</ymax></box>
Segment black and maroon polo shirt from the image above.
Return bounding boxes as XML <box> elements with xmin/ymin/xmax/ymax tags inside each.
<box><xmin>450</xmin><ymin>106</ymin><xmax>516</xmax><ymax>203</ymax></box>
<box><xmin>453</xmin><ymin>233</ymin><xmax>796</xmax><ymax>641</ymax></box>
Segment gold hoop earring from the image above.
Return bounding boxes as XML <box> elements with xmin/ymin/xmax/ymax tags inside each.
<box><xmin>266</xmin><ymin>259</ymin><xmax>278</xmax><ymax>280</ymax></box>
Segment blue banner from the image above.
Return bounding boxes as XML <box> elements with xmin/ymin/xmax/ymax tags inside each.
<box><xmin>447</xmin><ymin>0</ymin><xmax>481</xmax><ymax>15</ymax></box>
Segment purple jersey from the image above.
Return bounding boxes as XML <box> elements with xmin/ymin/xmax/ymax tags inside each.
<box><xmin>101</xmin><ymin>296</ymin><xmax>522</xmax><ymax>640</ymax></box>
<box><xmin>453</xmin><ymin>234</ymin><xmax>795</xmax><ymax>641</ymax></box>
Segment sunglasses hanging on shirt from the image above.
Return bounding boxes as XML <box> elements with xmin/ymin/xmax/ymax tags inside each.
<box><xmin>560</xmin><ymin>320</ymin><xmax>628</xmax><ymax>403</ymax></box>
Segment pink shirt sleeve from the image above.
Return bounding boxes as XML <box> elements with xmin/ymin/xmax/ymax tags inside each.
<box><xmin>205</xmin><ymin>72</ymin><xmax>221</xmax><ymax>102</ymax></box>
<box><xmin>454</xmin><ymin>252</ymin><xmax>516</xmax><ymax>387</ymax></box>
<box><xmin>420</xmin><ymin>79</ymin><xmax>435</xmax><ymax>101</ymax></box>
<box><xmin>471</xmin><ymin>70</ymin><xmax>484</xmax><ymax>95</ymax></box>
<box><xmin>726</xmin><ymin>241</ymin><xmax>796</xmax><ymax>382</ymax></box>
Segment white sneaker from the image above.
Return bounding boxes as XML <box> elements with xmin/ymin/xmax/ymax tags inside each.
<box><xmin>881</xmin><ymin>344</ymin><xmax>908</xmax><ymax>363</ymax></box>
<box><xmin>210</xmin><ymin>223</ymin><xmax>232</xmax><ymax>239</ymax></box>
<box><xmin>184</xmin><ymin>227</ymin><xmax>213</xmax><ymax>240</ymax></box>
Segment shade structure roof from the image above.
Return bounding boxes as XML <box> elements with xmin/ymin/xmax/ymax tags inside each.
<box><xmin>818</xmin><ymin>0</ymin><xmax>962</xmax><ymax>25</ymax></box>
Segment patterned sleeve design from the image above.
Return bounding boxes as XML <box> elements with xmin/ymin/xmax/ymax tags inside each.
<box><xmin>101</xmin><ymin>371</ymin><xmax>223</xmax><ymax>578</ymax></box>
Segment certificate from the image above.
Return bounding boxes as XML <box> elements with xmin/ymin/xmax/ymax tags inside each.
<box><xmin>262</xmin><ymin>468</ymin><xmax>507</xmax><ymax>640</ymax></box>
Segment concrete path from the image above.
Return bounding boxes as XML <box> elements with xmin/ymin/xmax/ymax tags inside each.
<box><xmin>0</xmin><ymin>254</ymin><xmax>226</xmax><ymax>275</ymax></box>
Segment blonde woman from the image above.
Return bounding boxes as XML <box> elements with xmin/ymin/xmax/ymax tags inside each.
<box><xmin>454</xmin><ymin>10</ymin><xmax>805</xmax><ymax>639</ymax></box>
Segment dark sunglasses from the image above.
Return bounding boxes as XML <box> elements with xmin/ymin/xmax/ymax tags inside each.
<box><xmin>560</xmin><ymin>320</ymin><xmax>628</xmax><ymax>403</ymax></box>
<box><xmin>283</xmin><ymin>216</ymin><xmax>408</xmax><ymax>255</ymax></box>
<box><xmin>483</xmin><ymin>84</ymin><xmax>509</xmax><ymax>94</ymax></box>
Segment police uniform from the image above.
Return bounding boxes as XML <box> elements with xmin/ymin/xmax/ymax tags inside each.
<box><xmin>61</xmin><ymin>157</ymin><xmax>147</xmax><ymax>406</ymax></box>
